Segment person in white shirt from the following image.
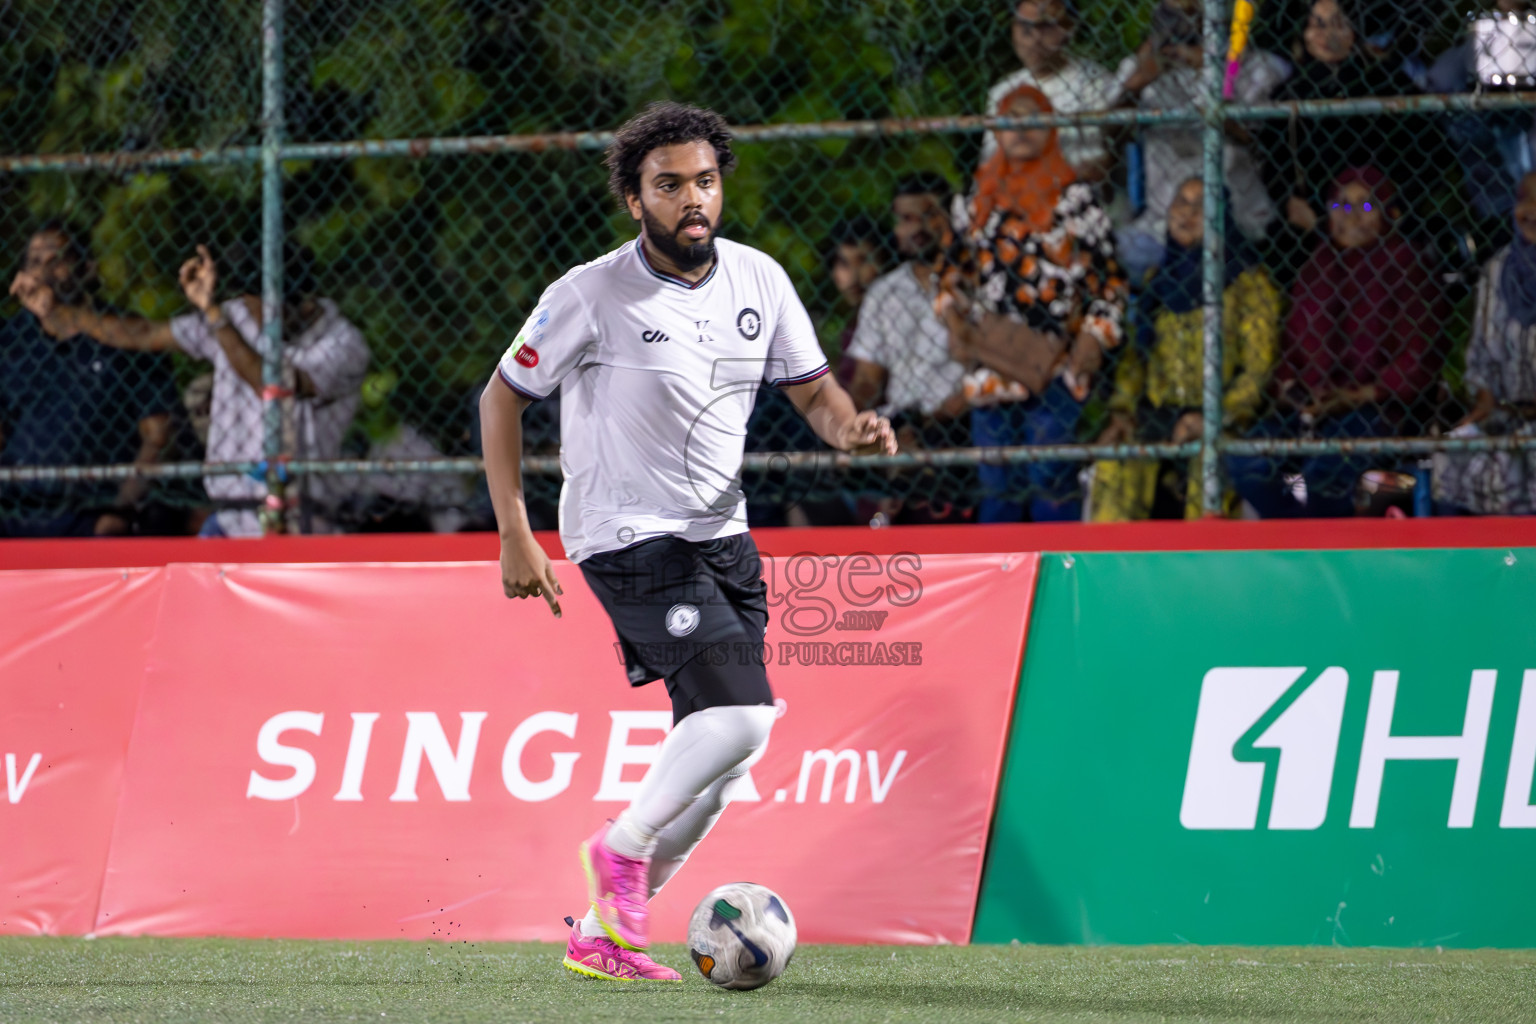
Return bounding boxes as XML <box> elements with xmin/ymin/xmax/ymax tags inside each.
<box><xmin>11</xmin><ymin>242</ymin><xmax>370</xmax><ymax>537</ymax></box>
<box><xmin>479</xmin><ymin>102</ymin><xmax>895</xmax><ymax>984</ymax></box>
<box><xmin>1115</xmin><ymin>0</ymin><xmax>1290</xmax><ymax>280</ymax></box>
<box><xmin>845</xmin><ymin>175</ymin><xmax>969</xmax><ymax>433</ymax></box>
<box><xmin>983</xmin><ymin>0</ymin><xmax>1120</xmax><ymax>182</ymax></box>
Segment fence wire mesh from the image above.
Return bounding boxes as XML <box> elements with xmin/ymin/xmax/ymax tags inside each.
<box><xmin>2</xmin><ymin>0</ymin><xmax>1535</xmax><ymax>536</ymax></box>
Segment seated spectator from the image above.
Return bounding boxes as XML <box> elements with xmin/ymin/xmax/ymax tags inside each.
<box><xmin>1428</xmin><ymin>1</ymin><xmax>1536</xmax><ymax>237</ymax></box>
<box><xmin>2</xmin><ymin>220</ymin><xmax>180</xmax><ymax>537</ymax></box>
<box><xmin>1115</xmin><ymin>0</ymin><xmax>1288</xmax><ymax>281</ymax></box>
<box><xmin>1434</xmin><ymin>171</ymin><xmax>1536</xmax><ymax>515</ymax></box>
<box><xmin>1259</xmin><ymin>0</ymin><xmax>1427</xmax><ymax>281</ymax></box>
<box><xmin>845</xmin><ymin>175</ymin><xmax>969</xmax><ymax>438</ymax></box>
<box><xmin>844</xmin><ymin>175</ymin><xmax>972</xmax><ymax>524</ymax></box>
<box><xmin>984</xmin><ymin>0</ymin><xmax>1120</xmax><ymax>182</ymax></box>
<box><xmin>1262</xmin><ymin>0</ymin><xmax>1442</xmax><ymax>86</ymax></box>
<box><xmin>1092</xmin><ymin>178</ymin><xmax>1280</xmax><ymax>520</ymax></box>
<box><xmin>1228</xmin><ymin>167</ymin><xmax>1446</xmax><ymax>517</ymax></box>
<box><xmin>937</xmin><ymin>85</ymin><xmax>1127</xmax><ymax>521</ymax></box>
<box><xmin>825</xmin><ymin>215</ymin><xmax>889</xmax><ymax>393</ymax></box>
<box><xmin>11</xmin><ymin>242</ymin><xmax>370</xmax><ymax>537</ymax></box>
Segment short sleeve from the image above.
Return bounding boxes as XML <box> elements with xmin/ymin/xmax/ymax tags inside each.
<box><xmin>496</xmin><ymin>275</ymin><xmax>595</xmax><ymax>401</ymax></box>
<box><xmin>843</xmin><ymin>285</ymin><xmax>889</xmax><ymax>367</ymax></box>
<box><xmin>290</xmin><ymin>317</ymin><xmax>370</xmax><ymax>401</ymax></box>
<box><xmin>764</xmin><ymin>266</ymin><xmax>830</xmax><ymax>388</ymax></box>
<box><xmin>170</xmin><ymin>310</ymin><xmax>219</xmax><ymax>361</ymax></box>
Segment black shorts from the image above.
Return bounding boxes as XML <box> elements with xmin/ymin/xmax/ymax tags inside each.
<box><xmin>579</xmin><ymin>533</ymin><xmax>773</xmax><ymax>722</ymax></box>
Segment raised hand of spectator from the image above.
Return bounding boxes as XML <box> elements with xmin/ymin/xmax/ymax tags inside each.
<box><xmin>1285</xmin><ymin>196</ymin><xmax>1318</xmax><ymax>232</ymax></box>
<box><xmin>9</xmin><ymin>270</ymin><xmax>56</xmax><ymax>325</ymax></box>
<box><xmin>1097</xmin><ymin>411</ymin><xmax>1136</xmax><ymax>445</ymax></box>
<box><xmin>1164</xmin><ymin>42</ymin><xmax>1202</xmax><ymax>69</ymax></box>
<box><xmin>178</xmin><ymin>244</ymin><xmax>219</xmax><ymax>314</ymax></box>
<box><xmin>1170</xmin><ymin>411</ymin><xmax>1204</xmax><ymax>444</ymax></box>
<box><xmin>1122</xmin><ymin>40</ymin><xmax>1163</xmax><ymax>95</ymax></box>
<box><xmin>1066</xmin><ymin>329</ymin><xmax>1103</xmax><ymax>391</ymax></box>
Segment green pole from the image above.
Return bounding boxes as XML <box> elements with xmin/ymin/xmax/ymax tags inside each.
<box><xmin>260</xmin><ymin>0</ymin><xmax>286</xmax><ymax>533</ymax></box>
<box><xmin>1199</xmin><ymin>0</ymin><xmax>1229</xmax><ymax>514</ymax></box>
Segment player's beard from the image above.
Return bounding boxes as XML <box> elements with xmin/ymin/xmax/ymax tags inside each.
<box><xmin>641</xmin><ymin>202</ymin><xmax>718</xmax><ymax>273</ymax></box>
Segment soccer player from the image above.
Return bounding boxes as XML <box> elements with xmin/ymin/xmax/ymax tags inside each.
<box><xmin>479</xmin><ymin>102</ymin><xmax>896</xmax><ymax>982</ymax></box>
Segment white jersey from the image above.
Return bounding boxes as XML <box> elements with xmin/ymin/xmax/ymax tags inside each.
<box><xmin>497</xmin><ymin>237</ymin><xmax>829</xmax><ymax>563</ymax></box>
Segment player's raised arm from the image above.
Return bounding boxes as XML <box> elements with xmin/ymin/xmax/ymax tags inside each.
<box><xmin>479</xmin><ymin>376</ymin><xmax>562</xmax><ymax>616</ymax></box>
<box><xmin>783</xmin><ymin>373</ymin><xmax>898</xmax><ymax>455</ymax></box>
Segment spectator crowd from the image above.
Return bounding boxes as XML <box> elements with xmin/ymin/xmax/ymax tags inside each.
<box><xmin>5</xmin><ymin>0</ymin><xmax>1536</xmax><ymax>535</ymax></box>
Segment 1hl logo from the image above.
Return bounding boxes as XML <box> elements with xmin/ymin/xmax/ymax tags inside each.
<box><xmin>1180</xmin><ymin>667</ymin><xmax>1536</xmax><ymax>830</ymax></box>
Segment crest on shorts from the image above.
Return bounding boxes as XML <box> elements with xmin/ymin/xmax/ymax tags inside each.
<box><xmin>666</xmin><ymin>603</ymin><xmax>701</xmax><ymax>637</ymax></box>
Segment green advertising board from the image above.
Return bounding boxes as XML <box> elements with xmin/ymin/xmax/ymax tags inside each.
<box><xmin>974</xmin><ymin>548</ymin><xmax>1536</xmax><ymax>947</ymax></box>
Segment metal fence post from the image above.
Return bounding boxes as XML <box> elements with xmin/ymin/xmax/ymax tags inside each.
<box><xmin>1199</xmin><ymin>0</ymin><xmax>1228</xmax><ymax>515</ymax></box>
<box><xmin>260</xmin><ymin>0</ymin><xmax>286</xmax><ymax>534</ymax></box>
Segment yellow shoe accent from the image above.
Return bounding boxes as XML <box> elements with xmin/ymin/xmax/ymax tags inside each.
<box><xmin>563</xmin><ymin>955</ymin><xmax>636</xmax><ymax>981</ymax></box>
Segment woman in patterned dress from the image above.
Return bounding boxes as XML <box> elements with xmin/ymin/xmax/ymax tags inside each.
<box><xmin>935</xmin><ymin>83</ymin><xmax>1128</xmax><ymax>521</ymax></box>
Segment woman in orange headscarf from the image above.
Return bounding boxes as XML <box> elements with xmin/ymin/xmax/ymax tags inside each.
<box><xmin>937</xmin><ymin>83</ymin><xmax>1127</xmax><ymax>521</ymax></box>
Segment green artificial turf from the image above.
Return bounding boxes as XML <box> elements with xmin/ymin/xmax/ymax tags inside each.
<box><xmin>2</xmin><ymin>937</ymin><xmax>1533</xmax><ymax>1023</ymax></box>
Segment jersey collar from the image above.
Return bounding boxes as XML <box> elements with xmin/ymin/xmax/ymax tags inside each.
<box><xmin>635</xmin><ymin>238</ymin><xmax>718</xmax><ymax>290</ymax></box>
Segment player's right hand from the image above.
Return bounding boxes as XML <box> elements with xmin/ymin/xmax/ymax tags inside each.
<box><xmin>500</xmin><ymin>533</ymin><xmax>563</xmax><ymax>618</ymax></box>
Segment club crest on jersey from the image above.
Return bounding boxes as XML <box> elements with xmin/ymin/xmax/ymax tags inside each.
<box><xmin>736</xmin><ymin>308</ymin><xmax>762</xmax><ymax>340</ymax></box>
<box><xmin>665</xmin><ymin>603</ymin><xmax>701</xmax><ymax>637</ymax></box>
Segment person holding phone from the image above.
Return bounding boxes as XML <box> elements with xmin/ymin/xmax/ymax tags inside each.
<box><xmin>1114</xmin><ymin>0</ymin><xmax>1289</xmax><ymax>282</ymax></box>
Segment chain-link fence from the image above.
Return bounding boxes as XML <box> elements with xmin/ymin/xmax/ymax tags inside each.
<box><xmin>3</xmin><ymin>0</ymin><xmax>1536</xmax><ymax>536</ymax></box>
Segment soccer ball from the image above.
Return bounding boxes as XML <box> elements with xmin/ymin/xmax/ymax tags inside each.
<box><xmin>686</xmin><ymin>882</ymin><xmax>797</xmax><ymax>990</ymax></box>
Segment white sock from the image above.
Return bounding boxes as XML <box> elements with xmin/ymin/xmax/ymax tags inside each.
<box><xmin>647</xmin><ymin>761</ymin><xmax>752</xmax><ymax>899</ymax></box>
<box><xmin>605</xmin><ymin>704</ymin><xmax>775</xmax><ymax>861</ymax></box>
<box><xmin>580</xmin><ymin>765</ymin><xmax>749</xmax><ymax>939</ymax></box>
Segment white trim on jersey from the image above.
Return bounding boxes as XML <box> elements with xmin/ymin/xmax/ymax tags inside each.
<box><xmin>634</xmin><ymin>240</ymin><xmax>721</xmax><ymax>291</ymax></box>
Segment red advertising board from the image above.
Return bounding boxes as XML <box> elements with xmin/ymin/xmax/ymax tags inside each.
<box><xmin>59</xmin><ymin>552</ymin><xmax>1036</xmax><ymax>943</ymax></box>
<box><xmin>0</xmin><ymin>568</ymin><xmax>162</xmax><ymax>934</ymax></box>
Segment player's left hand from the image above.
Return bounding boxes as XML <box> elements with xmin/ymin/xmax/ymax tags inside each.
<box><xmin>843</xmin><ymin>410</ymin><xmax>897</xmax><ymax>456</ymax></box>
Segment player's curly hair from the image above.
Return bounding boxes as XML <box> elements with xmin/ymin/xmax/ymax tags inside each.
<box><xmin>605</xmin><ymin>102</ymin><xmax>737</xmax><ymax>208</ymax></box>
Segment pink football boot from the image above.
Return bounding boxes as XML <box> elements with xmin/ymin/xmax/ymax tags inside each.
<box><xmin>562</xmin><ymin>917</ymin><xmax>679</xmax><ymax>982</ymax></box>
<box><xmin>578</xmin><ymin>820</ymin><xmax>650</xmax><ymax>950</ymax></box>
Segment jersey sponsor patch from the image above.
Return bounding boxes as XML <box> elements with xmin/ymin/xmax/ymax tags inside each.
<box><xmin>514</xmin><ymin>343</ymin><xmax>539</xmax><ymax>368</ymax></box>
